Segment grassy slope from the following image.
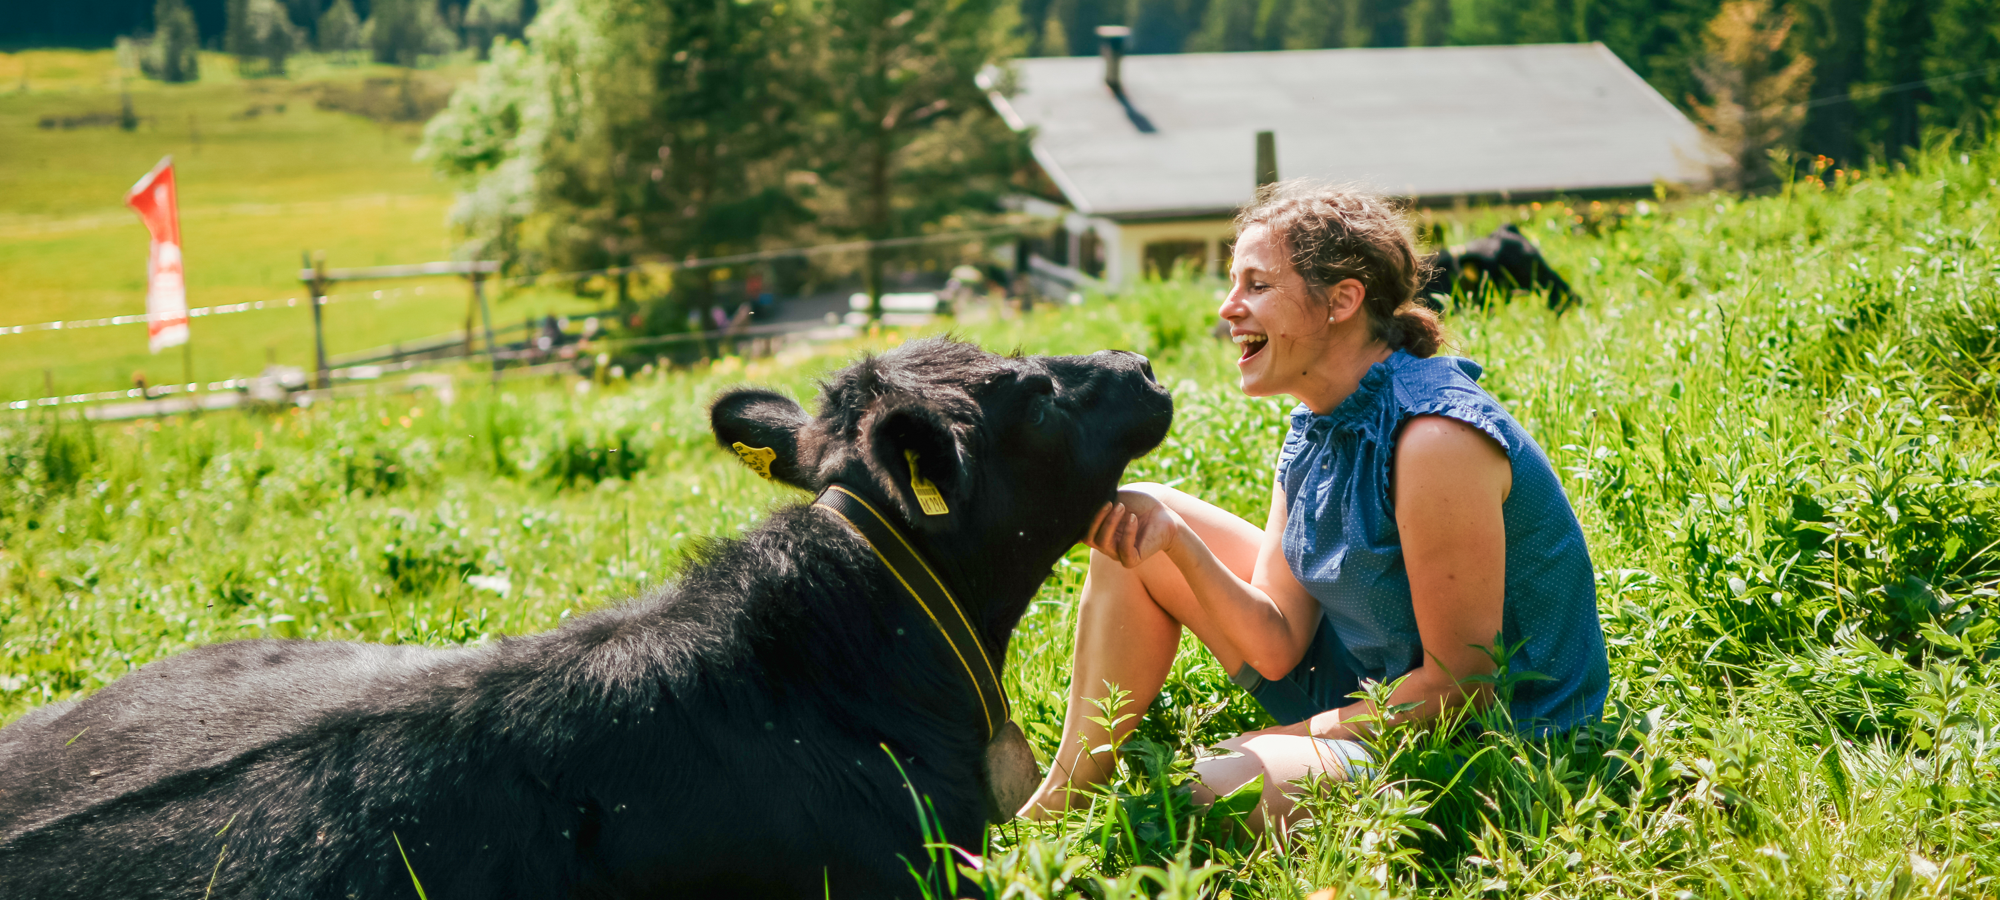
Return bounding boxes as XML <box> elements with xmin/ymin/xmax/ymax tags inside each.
<box><xmin>3</xmin><ymin>140</ymin><xmax>1999</xmax><ymax>897</ymax></box>
<box><xmin>0</xmin><ymin>50</ymin><xmax>589</xmax><ymax>401</ymax></box>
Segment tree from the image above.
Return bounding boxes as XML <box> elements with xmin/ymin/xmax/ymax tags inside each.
<box><xmin>424</xmin><ymin>0</ymin><xmax>805</xmax><ymax>324</ymax></box>
<box><xmin>1404</xmin><ymin>0</ymin><xmax>1450</xmax><ymax>46</ymax></box>
<box><xmin>367</xmin><ymin>0</ymin><xmax>459</xmax><ymax>66</ymax></box>
<box><xmin>1794</xmin><ymin>0</ymin><xmax>1866</xmax><ymax>163</ymax></box>
<box><xmin>1127</xmin><ymin>0</ymin><xmax>1206</xmax><ymax>54</ymax></box>
<box><xmin>1188</xmin><ymin>0</ymin><xmax>1258</xmax><ymax>51</ymax></box>
<box><xmin>146</xmin><ymin>0</ymin><xmax>202</xmax><ymax>83</ymax></box>
<box><xmin>1922</xmin><ymin>0</ymin><xmax>2000</xmax><ymax>143</ymax></box>
<box><xmin>228</xmin><ymin>0</ymin><xmax>306</xmax><ymax>75</ymax></box>
<box><xmin>1858</xmin><ymin>0</ymin><xmax>1932</xmax><ymax>160</ymax></box>
<box><xmin>464</xmin><ymin>0</ymin><xmax>525</xmax><ymax>59</ymax></box>
<box><xmin>1039</xmin><ymin>2</ymin><xmax>1071</xmax><ymax>55</ymax></box>
<box><xmin>799</xmin><ymin>0</ymin><xmax>1025</xmax><ymax>318</ymax></box>
<box><xmin>1690</xmin><ymin>0</ymin><xmax>1813</xmax><ymax>191</ymax></box>
<box><xmin>317</xmin><ymin>0</ymin><xmax>363</xmax><ymax>57</ymax></box>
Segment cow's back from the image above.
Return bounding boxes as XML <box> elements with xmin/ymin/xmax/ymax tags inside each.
<box><xmin>0</xmin><ymin>638</ymin><xmax>460</xmax><ymax>836</ymax></box>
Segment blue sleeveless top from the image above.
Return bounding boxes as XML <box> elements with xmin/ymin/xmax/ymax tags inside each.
<box><xmin>1273</xmin><ymin>351</ymin><xmax>1608</xmax><ymax>734</ymax></box>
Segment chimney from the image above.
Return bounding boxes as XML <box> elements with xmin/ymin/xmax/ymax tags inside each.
<box><xmin>1255</xmin><ymin>130</ymin><xmax>1278</xmax><ymax>189</ymax></box>
<box><xmin>1096</xmin><ymin>25</ymin><xmax>1131</xmax><ymax>92</ymax></box>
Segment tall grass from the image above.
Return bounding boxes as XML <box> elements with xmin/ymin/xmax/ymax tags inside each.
<box><xmin>5</xmin><ymin>139</ymin><xmax>2000</xmax><ymax>898</ymax></box>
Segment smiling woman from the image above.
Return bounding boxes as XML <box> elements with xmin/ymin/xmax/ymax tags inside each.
<box><xmin>1023</xmin><ymin>180</ymin><xmax>1608</xmax><ymax>831</ymax></box>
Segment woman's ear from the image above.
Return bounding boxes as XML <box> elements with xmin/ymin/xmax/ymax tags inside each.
<box><xmin>1326</xmin><ymin>277</ymin><xmax>1369</xmax><ymax>324</ymax></box>
<box><xmin>711</xmin><ymin>388</ymin><xmax>822</xmax><ymax>491</ymax></box>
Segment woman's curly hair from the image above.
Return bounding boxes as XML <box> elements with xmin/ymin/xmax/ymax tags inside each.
<box><xmin>1234</xmin><ymin>180</ymin><xmax>1442</xmax><ymax>358</ymax></box>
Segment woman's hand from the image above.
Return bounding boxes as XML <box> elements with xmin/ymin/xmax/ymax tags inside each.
<box><xmin>1085</xmin><ymin>488</ymin><xmax>1185</xmax><ymax>568</ymax></box>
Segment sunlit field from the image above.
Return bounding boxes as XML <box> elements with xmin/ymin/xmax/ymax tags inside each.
<box><xmin>3</xmin><ymin>138</ymin><xmax>1998</xmax><ymax>898</ymax></box>
<box><xmin>0</xmin><ymin>49</ymin><xmax>596</xmax><ymax>401</ymax></box>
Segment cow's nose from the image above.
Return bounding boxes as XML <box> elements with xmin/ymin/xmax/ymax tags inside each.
<box><xmin>1093</xmin><ymin>349</ymin><xmax>1155</xmax><ymax>382</ymax></box>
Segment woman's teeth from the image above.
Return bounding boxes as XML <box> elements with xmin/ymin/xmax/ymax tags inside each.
<box><xmin>1234</xmin><ymin>333</ymin><xmax>1267</xmax><ymax>360</ymax></box>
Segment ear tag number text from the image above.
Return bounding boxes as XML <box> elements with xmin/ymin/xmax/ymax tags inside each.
<box><xmin>905</xmin><ymin>449</ymin><xmax>950</xmax><ymax>516</ymax></box>
<box><xmin>732</xmin><ymin>442</ymin><xmax>778</xmax><ymax>480</ymax></box>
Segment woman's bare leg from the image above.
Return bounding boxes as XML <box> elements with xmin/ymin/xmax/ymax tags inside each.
<box><xmin>1187</xmin><ymin>734</ymin><xmax>1367</xmax><ymax>833</ymax></box>
<box><xmin>1021</xmin><ymin>485</ymin><xmax>1265</xmax><ymax>818</ymax></box>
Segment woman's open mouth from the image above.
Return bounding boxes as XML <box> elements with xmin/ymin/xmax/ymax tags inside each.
<box><xmin>1234</xmin><ymin>333</ymin><xmax>1268</xmax><ymax>362</ymax></box>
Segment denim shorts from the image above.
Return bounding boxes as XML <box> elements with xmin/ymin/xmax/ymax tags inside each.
<box><xmin>1229</xmin><ymin>614</ymin><xmax>1363</xmax><ymax>726</ymax></box>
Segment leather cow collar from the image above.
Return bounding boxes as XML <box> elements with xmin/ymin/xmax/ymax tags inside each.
<box><xmin>812</xmin><ymin>484</ymin><xmax>1011</xmax><ymax>742</ymax></box>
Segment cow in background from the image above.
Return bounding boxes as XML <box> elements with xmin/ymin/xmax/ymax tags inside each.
<box><xmin>1419</xmin><ymin>223</ymin><xmax>1578</xmax><ymax>314</ymax></box>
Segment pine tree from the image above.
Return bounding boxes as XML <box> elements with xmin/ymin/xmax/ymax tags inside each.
<box><xmin>226</xmin><ymin>0</ymin><xmax>254</xmax><ymax>64</ymax></box>
<box><xmin>1041</xmin><ymin>1</ymin><xmax>1072</xmax><ymax>55</ymax></box>
<box><xmin>800</xmin><ymin>0</ymin><xmax>1024</xmax><ymax>317</ymax></box>
<box><xmin>464</xmin><ymin>0</ymin><xmax>525</xmax><ymax>59</ymax></box>
<box><xmin>149</xmin><ymin>0</ymin><xmax>202</xmax><ymax>83</ymax></box>
<box><xmin>1859</xmin><ymin>0</ymin><xmax>1932</xmax><ymax>160</ymax></box>
<box><xmin>1405</xmin><ymin>0</ymin><xmax>1450</xmax><ymax>46</ymax></box>
<box><xmin>1793</xmin><ymin>0</ymin><xmax>1863</xmax><ymax>161</ymax></box>
<box><xmin>1278</xmin><ymin>0</ymin><xmax>1334</xmax><ymax>48</ymax></box>
<box><xmin>317</xmin><ymin>0</ymin><xmax>363</xmax><ymax>58</ymax></box>
<box><xmin>1922</xmin><ymin>0</ymin><xmax>2000</xmax><ymax>143</ymax></box>
<box><xmin>1252</xmin><ymin>0</ymin><xmax>1294</xmax><ymax>50</ymax></box>
<box><xmin>229</xmin><ymin>0</ymin><xmax>306</xmax><ymax>75</ymax></box>
<box><xmin>1445</xmin><ymin>0</ymin><xmax>1514</xmax><ymax>44</ymax></box>
<box><xmin>1690</xmin><ymin>0</ymin><xmax>1813</xmax><ymax>190</ymax></box>
<box><xmin>1188</xmin><ymin>0</ymin><xmax>1257</xmax><ymax>51</ymax></box>
<box><xmin>424</xmin><ymin>0</ymin><xmax>806</xmax><ymax>325</ymax></box>
<box><xmin>367</xmin><ymin>0</ymin><xmax>459</xmax><ymax>66</ymax></box>
<box><xmin>1129</xmin><ymin>0</ymin><xmax>1201</xmax><ymax>53</ymax></box>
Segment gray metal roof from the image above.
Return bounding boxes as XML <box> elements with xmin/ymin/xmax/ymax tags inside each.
<box><xmin>987</xmin><ymin>43</ymin><xmax>1716</xmax><ymax>220</ymax></box>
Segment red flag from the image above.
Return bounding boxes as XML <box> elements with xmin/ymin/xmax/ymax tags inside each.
<box><xmin>125</xmin><ymin>156</ymin><xmax>189</xmax><ymax>353</ymax></box>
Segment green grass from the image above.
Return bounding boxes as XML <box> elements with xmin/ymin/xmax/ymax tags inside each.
<box><xmin>0</xmin><ymin>50</ymin><xmax>596</xmax><ymax>401</ymax></box>
<box><xmin>4</xmin><ymin>136</ymin><xmax>2000</xmax><ymax>898</ymax></box>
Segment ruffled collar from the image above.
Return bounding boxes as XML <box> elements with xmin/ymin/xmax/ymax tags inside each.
<box><xmin>1290</xmin><ymin>352</ymin><xmax>1402</xmax><ymax>435</ymax></box>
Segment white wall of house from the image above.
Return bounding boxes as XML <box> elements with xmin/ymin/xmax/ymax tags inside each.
<box><xmin>1011</xmin><ymin>197</ymin><xmax>1238</xmax><ymax>290</ymax></box>
<box><xmin>1097</xmin><ymin>218</ymin><xmax>1237</xmax><ymax>287</ymax></box>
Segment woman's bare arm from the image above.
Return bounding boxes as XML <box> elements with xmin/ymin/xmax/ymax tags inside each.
<box><xmin>1087</xmin><ymin>481</ymin><xmax>1322</xmax><ymax>680</ymax></box>
<box><xmin>1297</xmin><ymin>415</ymin><xmax>1511</xmax><ymax>739</ymax></box>
<box><xmin>1224</xmin><ymin>414</ymin><xmax>1510</xmax><ymax>741</ymax></box>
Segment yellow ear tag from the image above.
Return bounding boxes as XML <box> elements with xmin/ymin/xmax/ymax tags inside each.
<box><xmin>731</xmin><ymin>442</ymin><xmax>778</xmax><ymax>480</ymax></box>
<box><xmin>905</xmin><ymin>449</ymin><xmax>950</xmax><ymax>516</ymax></box>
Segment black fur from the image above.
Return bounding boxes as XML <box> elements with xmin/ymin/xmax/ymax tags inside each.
<box><xmin>0</xmin><ymin>338</ymin><xmax>1172</xmax><ymax>899</ymax></box>
<box><xmin>1419</xmin><ymin>223</ymin><xmax>1577</xmax><ymax>313</ymax></box>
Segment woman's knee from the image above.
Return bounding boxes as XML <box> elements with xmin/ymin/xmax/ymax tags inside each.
<box><xmin>1191</xmin><ymin>735</ymin><xmax>1370</xmax><ymax>831</ymax></box>
<box><xmin>1080</xmin><ymin>547</ymin><xmax>1143</xmax><ymax>601</ymax></box>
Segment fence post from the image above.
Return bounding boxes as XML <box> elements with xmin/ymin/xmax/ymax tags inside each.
<box><xmin>305</xmin><ymin>250</ymin><xmax>331</xmax><ymax>390</ymax></box>
<box><xmin>471</xmin><ymin>268</ymin><xmax>499</xmax><ymax>384</ymax></box>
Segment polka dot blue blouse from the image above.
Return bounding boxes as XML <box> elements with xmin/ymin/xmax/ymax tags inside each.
<box><xmin>1272</xmin><ymin>351</ymin><xmax>1609</xmax><ymax>735</ymax></box>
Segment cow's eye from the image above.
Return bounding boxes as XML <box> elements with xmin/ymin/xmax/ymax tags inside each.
<box><xmin>1027</xmin><ymin>400</ymin><xmax>1049</xmax><ymax>427</ymax></box>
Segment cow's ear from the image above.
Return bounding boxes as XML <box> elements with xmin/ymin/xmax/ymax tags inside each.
<box><xmin>711</xmin><ymin>388</ymin><xmax>820</xmax><ymax>491</ymax></box>
<box><xmin>865</xmin><ymin>401</ymin><xmax>965</xmax><ymax>531</ymax></box>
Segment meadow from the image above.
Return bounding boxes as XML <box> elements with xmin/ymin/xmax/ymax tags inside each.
<box><xmin>0</xmin><ymin>49</ymin><xmax>593</xmax><ymax>402</ymax></box>
<box><xmin>2</xmin><ymin>137</ymin><xmax>1999</xmax><ymax>898</ymax></box>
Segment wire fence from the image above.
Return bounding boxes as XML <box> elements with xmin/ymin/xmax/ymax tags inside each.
<box><xmin>0</xmin><ymin>290</ymin><xmax>406</xmax><ymax>337</ymax></box>
<box><xmin>4</xmin><ymin>224</ymin><xmax>1037</xmax><ymax>413</ymax></box>
<box><xmin>0</xmin><ymin>224</ymin><xmax>1029</xmax><ymax>337</ymax></box>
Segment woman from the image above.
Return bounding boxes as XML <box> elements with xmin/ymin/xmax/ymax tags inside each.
<box><xmin>1022</xmin><ymin>182</ymin><xmax>1608</xmax><ymax>829</ymax></box>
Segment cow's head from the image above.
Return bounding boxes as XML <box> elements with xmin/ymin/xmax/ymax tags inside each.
<box><xmin>711</xmin><ymin>338</ymin><xmax>1172</xmax><ymax>630</ymax></box>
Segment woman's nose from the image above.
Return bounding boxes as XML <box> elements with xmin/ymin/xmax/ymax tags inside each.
<box><xmin>1217</xmin><ymin>287</ymin><xmax>1246</xmax><ymax>319</ymax></box>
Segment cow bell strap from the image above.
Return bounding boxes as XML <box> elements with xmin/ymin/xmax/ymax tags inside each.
<box><xmin>814</xmin><ymin>484</ymin><xmax>1010</xmax><ymax>742</ymax></box>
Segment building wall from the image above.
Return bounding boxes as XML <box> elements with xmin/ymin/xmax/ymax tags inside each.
<box><xmin>1096</xmin><ymin>218</ymin><xmax>1237</xmax><ymax>287</ymax></box>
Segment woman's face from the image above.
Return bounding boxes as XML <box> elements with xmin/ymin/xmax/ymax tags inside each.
<box><xmin>1218</xmin><ymin>225</ymin><xmax>1328</xmax><ymax>399</ymax></box>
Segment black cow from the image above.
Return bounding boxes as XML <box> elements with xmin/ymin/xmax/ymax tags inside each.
<box><xmin>1418</xmin><ymin>223</ymin><xmax>1577</xmax><ymax>313</ymax></box>
<box><xmin>0</xmin><ymin>338</ymin><xmax>1173</xmax><ymax>899</ymax></box>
